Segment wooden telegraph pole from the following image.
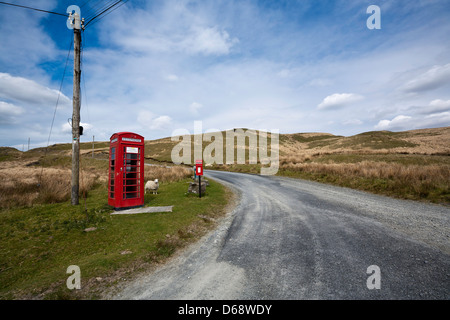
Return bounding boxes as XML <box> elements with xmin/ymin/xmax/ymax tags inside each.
<box><xmin>71</xmin><ymin>11</ymin><xmax>82</xmax><ymax>205</ymax></box>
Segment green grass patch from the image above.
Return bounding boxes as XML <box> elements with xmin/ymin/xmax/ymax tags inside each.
<box><xmin>290</xmin><ymin>134</ymin><xmax>338</xmax><ymax>144</ymax></box>
<box><xmin>0</xmin><ymin>147</ymin><xmax>21</xmax><ymax>162</ymax></box>
<box><xmin>336</xmin><ymin>132</ymin><xmax>418</xmax><ymax>150</ymax></box>
<box><xmin>0</xmin><ymin>177</ymin><xmax>231</xmax><ymax>299</ymax></box>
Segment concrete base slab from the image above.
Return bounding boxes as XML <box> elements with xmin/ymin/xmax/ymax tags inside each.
<box><xmin>110</xmin><ymin>206</ymin><xmax>173</xmax><ymax>215</ymax></box>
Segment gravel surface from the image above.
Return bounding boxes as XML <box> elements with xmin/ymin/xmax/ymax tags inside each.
<box><xmin>112</xmin><ymin>170</ymin><xmax>450</xmax><ymax>300</ymax></box>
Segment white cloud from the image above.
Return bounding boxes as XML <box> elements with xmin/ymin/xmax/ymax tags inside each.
<box><xmin>183</xmin><ymin>27</ymin><xmax>239</xmax><ymax>56</ymax></box>
<box><xmin>426</xmin><ymin>99</ymin><xmax>450</xmax><ymax>113</ymax></box>
<box><xmin>317</xmin><ymin>93</ymin><xmax>364</xmax><ymax>110</ymax></box>
<box><xmin>406</xmin><ymin>99</ymin><xmax>450</xmax><ymax>115</ymax></box>
<box><xmin>342</xmin><ymin>119</ymin><xmax>363</xmax><ymax>126</ymax></box>
<box><xmin>138</xmin><ymin>111</ymin><xmax>172</xmax><ymax>130</ymax></box>
<box><xmin>277</xmin><ymin>69</ymin><xmax>293</xmax><ymax>78</ymax></box>
<box><xmin>4</xmin><ymin>1</ymin><xmax>450</xmax><ymax>148</ymax></box>
<box><xmin>151</xmin><ymin>116</ymin><xmax>172</xmax><ymax>130</ymax></box>
<box><xmin>374</xmin><ymin>112</ymin><xmax>450</xmax><ymax>131</ymax></box>
<box><xmin>0</xmin><ymin>101</ymin><xmax>24</xmax><ymax>116</ymax></box>
<box><xmin>0</xmin><ymin>1</ymin><xmax>58</xmax><ymax>72</ymax></box>
<box><xmin>165</xmin><ymin>74</ymin><xmax>179</xmax><ymax>82</ymax></box>
<box><xmin>189</xmin><ymin>102</ymin><xmax>203</xmax><ymax>114</ymax></box>
<box><xmin>424</xmin><ymin>111</ymin><xmax>450</xmax><ymax>120</ymax></box>
<box><xmin>0</xmin><ymin>73</ymin><xmax>71</xmax><ymax>107</ymax></box>
<box><xmin>375</xmin><ymin>115</ymin><xmax>412</xmax><ymax>130</ymax></box>
<box><xmin>108</xmin><ymin>4</ymin><xmax>238</xmax><ymax>56</ymax></box>
<box><xmin>403</xmin><ymin>63</ymin><xmax>450</xmax><ymax>93</ymax></box>
<box><xmin>309</xmin><ymin>78</ymin><xmax>333</xmax><ymax>87</ymax></box>
<box><xmin>0</xmin><ymin>101</ymin><xmax>24</xmax><ymax>124</ymax></box>
<box><xmin>62</xmin><ymin>122</ymin><xmax>93</xmax><ymax>134</ymax></box>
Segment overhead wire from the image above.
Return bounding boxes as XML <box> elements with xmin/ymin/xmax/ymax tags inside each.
<box><xmin>0</xmin><ymin>1</ymin><xmax>67</xmax><ymax>16</ymax></box>
<box><xmin>84</xmin><ymin>0</ymin><xmax>122</xmax><ymax>26</ymax></box>
<box><xmin>84</xmin><ymin>0</ymin><xmax>125</xmax><ymax>28</ymax></box>
<box><xmin>80</xmin><ymin>0</ymin><xmax>99</xmax><ymax>9</ymax></box>
<box><xmin>80</xmin><ymin>28</ymin><xmax>91</xmax><ymax>127</ymax></box>
<box><xmin>83</xmin><ymin>0</ymin><xmax>118</xmax><ymax>21</ymax></box>
<box><xmin>1</xmin><ymin>0</ymin><xmax>129</xmax><ymax>203</ymax></box>
<box><xmin>38</xmin><ymin>38</ymin><xmax>73</xmax><ymax>187</ymax></box>
<box><xmin>84</xmin><ymin>0</ymin><xmax>129</xmax><ymax>29</ymax></box>
<box><xmin>83</xmin><ymin>0</ymin><xmax>110</xmax><ymax>21</ymax></box>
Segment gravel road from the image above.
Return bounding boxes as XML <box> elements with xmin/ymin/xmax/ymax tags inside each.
<box><xmin>112</xmin><ymin>170</ymin><xmax>450</xmax><ymax>299</ymax></box>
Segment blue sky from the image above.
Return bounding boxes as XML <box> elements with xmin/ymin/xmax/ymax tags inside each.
<box><xmin>1</xmin><ymin>0</ymin><xmax>450</xmax><ymax>149</ymax></box>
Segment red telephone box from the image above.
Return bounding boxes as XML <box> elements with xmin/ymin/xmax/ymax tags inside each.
<box><xmin>108</xmin><ymin>132</ymin><xmax>145</xmax><ymax>210</ymax></box>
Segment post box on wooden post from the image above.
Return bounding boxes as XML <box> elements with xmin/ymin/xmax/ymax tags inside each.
<box><xmin>195</xmin><ymin>160</ymin><xmax>203</xmax><ymax>198</ymax></box>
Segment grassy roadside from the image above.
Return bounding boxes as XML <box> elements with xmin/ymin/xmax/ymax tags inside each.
<box><xmin>150</xmin><ymin>127</ymin><xmax>449</xmax><ymax>205</ymax></box>
<box><xmin>0</xmin><ymin>162</ymin><xmax>233</xmax><ymax>300</ymax></box>
<box><xmin>208</xmin><ymin>153</ymin><xmax>449</xmax><ymax>204</ymax></box>
<box><xmin>276</xmin><ymin>153</ymin><xmax>449</xmax><ymax>204</ymax></box>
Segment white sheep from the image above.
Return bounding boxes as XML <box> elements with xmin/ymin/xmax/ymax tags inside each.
<box><xmin>145</xmin><ymin>179</ymin><xmax>159</xmax><ymax>194</ymax></box>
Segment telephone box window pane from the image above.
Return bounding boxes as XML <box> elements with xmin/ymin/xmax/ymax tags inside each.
<box><xmin>110</xmin><ymin>192</ymin><xmax>114</xmax><ymax>198</ymax></box>
<box><xmin>126</xmin><ymin>153</ymin><xmax>138</xmax><ymax>160</ymax></box>
<box><xmin>125</xmin><ymin>173</ymin><xmax>137</xmax><ymax>180</ymax></box>
<box><xmin>126</xmin><ymin>166</ymin><xmax>137</xmax><ymax>172</ymax></box>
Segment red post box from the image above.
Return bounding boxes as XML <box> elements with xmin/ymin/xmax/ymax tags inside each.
<box><xmin>195</xmin><ymin>160</ymin><xmax>203</xmax><ymax>176</ymax></box>
<box><xmin>108</xmin><ymin>132</ymin><xmax>145</xmax><ymax>210</ymax></box>
<box><xmin>195</xmin><ymin>160</ymin><xmax>204</xmax><ymax>198</ymax></box>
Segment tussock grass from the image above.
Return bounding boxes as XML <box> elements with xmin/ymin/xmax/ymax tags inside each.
<box><xmin>144</xmin><ymin>165</ymin><xmax>192</xmax><ymax>183</ymax></box>
<box><xmin>0</xmin><ymin>158</ymin><xmax>194</xmax><ymax>210</ymax></box>
<box><xmin>279</xmin><ymin>161</ymin><xmax>449</xmax><ymax>203</ymax></box>
<box><xmin>275</xmin><ymin>128</ymin><xmax>450</xmax><ymax>203</ymax></box>
<box><xmin>0</xmin><ymin>164</ymin><xmax>98</xmax><ymax>209</ymax></box>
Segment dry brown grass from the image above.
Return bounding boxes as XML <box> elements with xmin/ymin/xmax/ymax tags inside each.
<box><xmin>281</xmin><ymin>161</ymin><xmax>449</xmax><ymax>202</ymax></box>
<box><xmin>280</xmin><ymin>127</ymin><xmax>450</xmax><ymax>156</ymax></box>
<box><xmin>144</xmin><ymin>165</ymin><xmax>192</xmax><ymax>184</ymax></box>
<box><xmin>0</xmin><ymin>161</ymin><xmax>99</xmax><ymax>209</ymax></box>
<box><xmin>280</xmin><ymin>155</ymin><xmax>311</xmax><ymax>165</ymax></box>
<box><xmin>0</xmin><ymin>159</ymin><xmax>193</xmax><ymax>209</ymax></box>
<box><xmin>282</xmin><ymin>161</ymin><xmax>448</xmax><ymax>180</ymax></box>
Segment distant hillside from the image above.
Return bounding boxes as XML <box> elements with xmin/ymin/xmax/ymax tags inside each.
<box><xmin>281</xmin><ymin>127</ymin><xmax>450</xmax><ymax>156</ymax></box>
<box><xmin>142</xmin><ymin>126</ymin><xmax>450</xmax><ymax>163</ymax></box>
<box><xmin>2</xmin><ymin>126</ymin><xmax>449</xmax><ymax>163</ymax></box>
<box><xmin>141</xmin><ymin>126</ymin><xmax>450</xmax><ymax>204</ymax></box>
<box><xmin>2</xmin><ymin>127</ymin><xmax>448</xmax><ymax>204</ymax></box>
